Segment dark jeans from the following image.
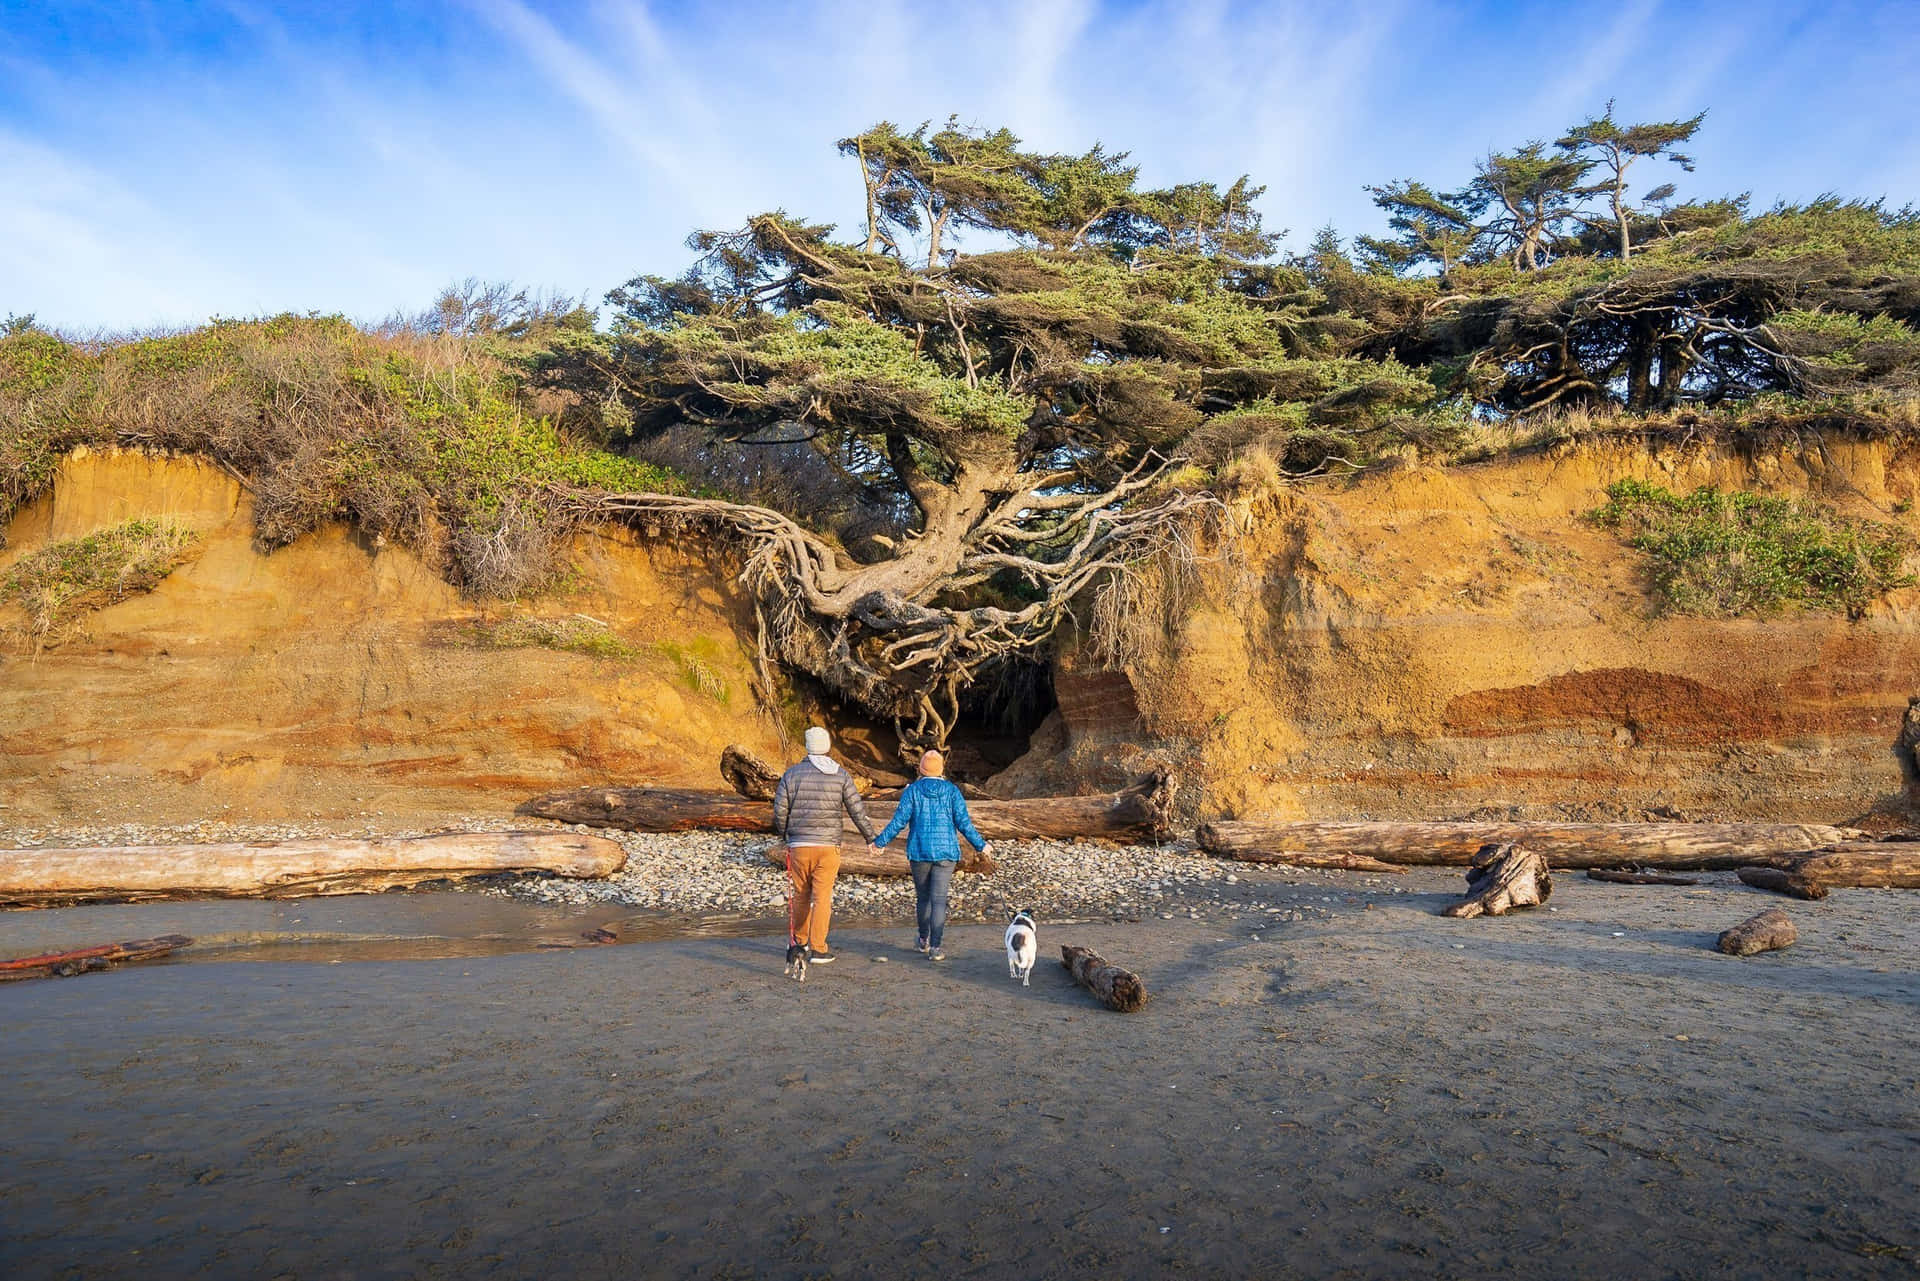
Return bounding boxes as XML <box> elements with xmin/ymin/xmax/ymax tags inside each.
<box><xmin>910</xmin><ymin>859</ymin><xmax>955</xmax><ymax>948</ymax></box>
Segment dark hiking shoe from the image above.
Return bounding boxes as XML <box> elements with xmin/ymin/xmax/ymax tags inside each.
<box><xmin>928</xmin><ymin>949</ymin><xmax>946</xmax><ymax>962</ymax></box>
<box><xmin>810</xmin><ymin>951</ymin><xmax>836</xmax><ymax>964</ymax></box>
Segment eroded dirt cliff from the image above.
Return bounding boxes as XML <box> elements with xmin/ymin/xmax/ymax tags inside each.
<box><xmin>6</xmin><ymin>441</ymin><xmax>1918</xmax><ymax>829</ymax></box>
<box><xmin>0</xmin><ymin>449</ymin><xmax>783</xmax><ymax>825</ymax></box>
<box><xmin>1003</xmin><ymin>437</ymin><xmax>1920</xmax><ymax>824</ymax></box>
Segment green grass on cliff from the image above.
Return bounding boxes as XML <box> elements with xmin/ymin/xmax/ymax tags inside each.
<box><xmin>1</xmin><ymin>517</ymin><xmax>198</xmax><ymax>647</ymax></box>
<box><xmin>1590</xmin><ymin>479</ymin><xmax>1916</xmax><ymax>618</ymax></box>
<box><xmin>0</xmin><ymin>316</ymin><xmax>684</xmax><ymax>598</ymax></box>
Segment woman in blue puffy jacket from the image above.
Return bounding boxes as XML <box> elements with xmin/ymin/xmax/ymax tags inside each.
<box><xmin>872</xmin><ymin>750</ymin><xmax>990</xmax><ymax>962</ymax></box>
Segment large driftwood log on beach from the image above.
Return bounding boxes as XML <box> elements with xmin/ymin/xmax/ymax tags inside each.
<box><xmin>1061</xmin><ymin>944</ymin><xmax>1147</xmax><ymax>1012</ymax></box>
<box><xmin>1443</xmin><ymin>843</ymin><xmax>1551</xmax><ymax>918</ymax></box>
<box><xmin>1786</xmin><ymin>846</ymin><xmax>1920</xmax><ymax>889</ymax></box>
<box><xmin>0</xmin><ymin>832</ymin><xmax>624</xmax><ymax>908</ymax></box>
<box><xmin>1717</xmin><ymin>908</ymin><xmax>1797</xmax><ymax>956</ymax></box>
<box><xmin>521</xmin><ymin>772</ymin><xmax>1174</xmax><ymax>843</ymax></box>
<box><xmin>763</xmin><ymin>840</ymin><xmax>996</xmax><ymax>878</ymax></box>
<box><xmin>1735</xmin><ymin>846</ymin><xmax>1920</xmax><ymax>896</ymax></box>
<box><xmin>1196</xmin><ymin>820</ymin><xmax>1861</xmax><ymax>870</ymax></box>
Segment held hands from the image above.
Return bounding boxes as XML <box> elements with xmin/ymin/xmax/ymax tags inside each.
<box><xmin>867</xmin><ymin>843</ymin><xmax>884</xmax><ymax>858</ymax></box>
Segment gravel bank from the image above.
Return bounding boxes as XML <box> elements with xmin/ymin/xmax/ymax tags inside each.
<box><xmin>0</xmin><ymin>818</ymin><xmax>1415</xmax><ymax>927</ymax></box>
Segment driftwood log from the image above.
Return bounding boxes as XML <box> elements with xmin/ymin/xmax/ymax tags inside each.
<box><xmin>0</xmin><ymin>832</ymin><xmax>624</xmax><ymax>908</ymax></box>
<box><xmin>1207</xmin><ymin>849</ymin><xmax>1406</xmax><ymax>874</ymax></box>
<box><xmin>1717</xmin><ymin>908</ymin><xmax>1797</xmax><ymax>956</ymax></box>
<box><xmin>1786</xmin><ymin>846</ymin><xmax>1920</xmax><ymax>889</ymax></box>
<box><xmin>1061</xmin><ymin>944</ymin><xmax>1147</xmax><ymax>1012</ymax></box>
<box><xmin>521</xmin><ymin>772</ymin><xmax>1174</xmax><ymax>843</ymax></box>
<box><xmin>1736</xmin><ymin>867</ymin><xmax>1829</xmax><ymax>900</ymax></box>
<box><xmin>763</xmin><ymin>840</ymin><xmax>996</xmax><ymax>878</ymax></box>
<box><xmin>1197</xmin><ymin>820</ymin><xmax>1860</xmax><ymax>870</ymax></box>
<box><xmin>1443</xmin><ymin>843</ymin><xmax>1552</xmax><ymax>918</ymax></box>
<box><xmin>0</xmin><ymin>934</ymin><xmax>193</xmax><ymax>981</ymax></box>
<box><xmin>719</xmin><ymin>745</ymin><xmax>784</xmax><ymax>800</ymax></box>
<box><xmin>1586</xmin><ymin>868</ymin><xmax>1698</xmax><ymax>886</ymax></box>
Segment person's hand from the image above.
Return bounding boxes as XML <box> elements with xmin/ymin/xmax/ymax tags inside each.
<box><xmin>980</xmin><ymin>841</ymin><xmax>993</xmax><ymax>858</ymax></box>
<box><xmin>868</xmin><ymin>843</ymin><xmax>884</xmax><ymax>858</ymax></box>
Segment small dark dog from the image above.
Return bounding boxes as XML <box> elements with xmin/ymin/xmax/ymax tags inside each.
<box><xmin>784</xmin><ymin>941</ymin><xmax>812</xmax><ymax>983</ymax></box>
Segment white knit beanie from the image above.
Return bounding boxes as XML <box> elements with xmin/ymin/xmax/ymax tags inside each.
<box><xmin>803</xmin><ymin>726</ymin><xmax>831</xmax><ymax>754</ymax></box>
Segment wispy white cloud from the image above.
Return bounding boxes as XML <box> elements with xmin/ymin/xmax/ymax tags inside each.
<box><xmin>3</xmin><ymin>0</ymin><xmax>1916</xmax><ymax>330</ymax></box>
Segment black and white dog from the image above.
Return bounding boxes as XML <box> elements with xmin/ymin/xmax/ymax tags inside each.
<box><xmin>784</xmin><ymin>941</ymin><xmax>811</xmax><ymax>983</ymax></box>
<box><xmin>1004</xmin><ymin>910</ymin><xmax>1038</xmax><ymax>986</ymax></box>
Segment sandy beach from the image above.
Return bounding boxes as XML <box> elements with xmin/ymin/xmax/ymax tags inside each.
<box><xmin>2</xmin><ymin>855</ymin><xmax>1915</xmax><ymax>1280</ymax></box>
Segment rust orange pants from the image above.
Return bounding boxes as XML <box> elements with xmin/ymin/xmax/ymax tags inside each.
<box><xmin>786</xmin><ymin>843</ymin><xmax>841</xmax><ymax>953</ymax></box>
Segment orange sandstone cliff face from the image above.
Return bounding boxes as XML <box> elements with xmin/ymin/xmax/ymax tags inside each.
<box><xmin>0</xmin><ymin>450</ymin><xmax>783</xmax><ymax>826</ymax></box>
<box><xmin>1012</xmin><ymin>438</ymin><xmax>1920</xmax><ymax>824</ymax></box>
<box><xmin>5</xmin><ymin>442</ymin><xmax>1918</xmax><ymax>830</ymax></box>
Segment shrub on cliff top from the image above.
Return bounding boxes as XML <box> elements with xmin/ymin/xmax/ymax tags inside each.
<box><xmin>0</xmin><ymin>315</ymin><xmax>683</xmax><ymax>597</ymax></box>
<box><xmin>1</xmin><ymin>517</ymin><xmax>198</xmax><ymax>648</ymax></box>
<box><xmin>1589</xmin><ymin>479</ymin><xmax>1915</xmax><ymax>618</ymax></box>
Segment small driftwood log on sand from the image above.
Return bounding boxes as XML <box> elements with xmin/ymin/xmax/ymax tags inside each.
<box><xmin>1061</xmin><ymin>944</ymin><xmax>1147</xmax><ymax>1012</ymax></box>
<box><xmin>0</xmin><ymin>934</ymin><xmax>192</xmax><ymax>981</ymax></box>
<box><xmin>1586</xmin><ymin>868</ymin><xmax>1699</xmax><ymax>886</ymax></box>
<box><xmin>1736</xmin><ymin>867</ymin><xmax>1829</xmax><ymax>900</ymax></box>
<box><xmin>1197</xmin><ymin>820</ymin><xmax>1861</xmax><ymax>870</ymax></box>
<box><xmin>763</xmin><ymin>840</ymin><xmax>996</xmax><ymax>878</ymax></box>
<box><xmin>1717</xmin><ymin>908</ymin><xmax>1797</xmax><ymax>956</ymax></box>
<box><xmin>521</xmin><ymin>772</ymin><xmax>1175</xmax><ymax>844</ymax></box>
<box><xmin>0</xmin><ymin>832</ymin><xmax>624</xmax><ymax>908</ymax></box>
<box><xmin>1443</xmin><ymin>843</ymin><xmax>1551</xmax><ymax>918</ymax></box>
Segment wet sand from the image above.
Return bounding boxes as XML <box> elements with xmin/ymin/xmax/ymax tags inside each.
<box><xmin>2</xmin><ymin>868</ymin><xmax>1916</xmax><ymax>1279</ymax></box>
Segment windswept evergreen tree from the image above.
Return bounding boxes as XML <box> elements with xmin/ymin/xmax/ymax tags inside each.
<box><xmin>554</xmin><ymin>120</ymin><xmax>1425</xmax><ymax>747</ymax></box>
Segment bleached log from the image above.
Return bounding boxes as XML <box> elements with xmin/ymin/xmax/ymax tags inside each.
<box><xmin>1786</xmin><ymin>846</ymin><xmax>1920</xmax><ymax>889</ymax></box>
<box><xmin>1206</xmin><ymin>848</ymin><xmax>1406</xmax><ymax>874</ymax></box>
<box><xmin>0</xmin><ymin>832</ymin><xmax>624</xmax><ymax>908</ymax></box>
<box><xmin>522</xmin><ymin>772</ymin><xmax>1174</xmax><ymax>842</ymax></box>
<box><xmin>1197</xmin><ymin>819</ymin><xmax>1860</xmax><ymax>870</ymax></box>
<box><xmin>1717</xmin><ymin>908</ymin><xmax>1797</xmax><ymax>956</ymax></box>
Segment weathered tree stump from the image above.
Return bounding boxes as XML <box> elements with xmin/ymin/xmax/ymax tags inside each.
<box><xmin>719</xmin><ymin>745</ymin><xmax>783</xmax><ymax>800</ymax></box>
<box><xmin>1443</xmin><ymin>843</ymin><xmax>1551</xmax><ymax>918</ymax></box>
<box><xmin>1736</xmin><ymin>867</ymin><xmax>1829</xmax><ymax>900</ymax></box>
<box><xmin>1586</xmin><ymin>868</ymin><xmax>1698</xmax><ymax>886</ymax></box>
<box><xmin>1061</xmin><ymin>944</ymin><xmax>1147</xmax><ymax>1012</ymax></box>
<box><xmin>1717</xmin><ymin>908</ymin><xmax>1797</xmax><ymax>956</ymax></box>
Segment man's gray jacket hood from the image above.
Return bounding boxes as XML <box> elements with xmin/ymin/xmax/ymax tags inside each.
<box><xmin>773</xmin><ymin>757</ymin><xmax>878</xmax><ymax>847</ymax></box>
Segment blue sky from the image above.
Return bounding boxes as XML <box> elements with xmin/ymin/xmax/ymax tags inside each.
<box><xmin>4</xmin><ymin>0</ymin><xmax>1917</xmax><ymax>332</ymax></box>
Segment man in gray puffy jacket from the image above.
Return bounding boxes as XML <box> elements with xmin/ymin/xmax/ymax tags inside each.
<box><xmin>772</xmin><ymin>726</ymin><xmax>879</xmax><ymax>963</ymax></box>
